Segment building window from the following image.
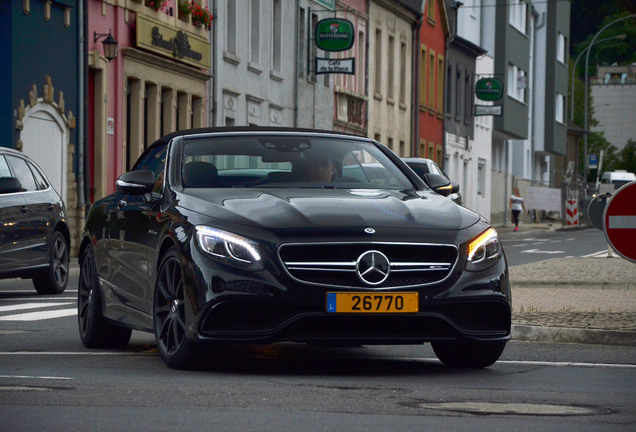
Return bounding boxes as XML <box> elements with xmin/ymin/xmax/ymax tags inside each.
<box><xmin>429</xmin><ymin>50</ymin><xmax>436</xmax><ymax>112</ymax></box>
<box><xmin>446</xmin><ymin>64</ymin><xmax>452</xmax><ymax>114</ymax></box>
<box><xmin>226</xmin><ymin>0</ymin><xmax>236</xmax><ymax>55</ymax></box>
<box><xmin>310</xmin><ymin>13</ymin><xmax>318</xmax><ymax>82</ymax></box>
<box><xmin>437</xmin><ymin>55</ymin><xmax>444</xmax><ymax>113</ymax></box>
<box><xmin>388</xmin><ymin>35</ymin><xmax>395</xmax><ymax>100</ymax></box>
<box><xmin>357</xmin><ymin>30</ymin><xmax>366</xmax><ymax>94</ymax></box>
<box><xmin>556</xmin><ymin>93</ymin><xmax>565</xmax><ymax>123</ymax></box>
<box><xmin>400</xmin><ymin>41</ymin><xmax>407</xmax><ymax>104</ymax></box>
<box><xmin>477</xmin><ymin>160</ymin><xmax>485</xmax><ymax>196</ymax></box>
<box><xmin>510</xmin><ymin>0</ymin><xmax>527</xmax><ymax>35</ymax></box>
<box><xmin>299</xmin><ymin>8</ymin><xmax>305</xmax><ymax>78</ymax></box>
<box><xmin>455</xmin><ymin>69</ymin><xmax>461</xmax><ymax>119</ymax></box>
<box><xmin>464</xmin><ymin>72</ymin><xmax>473</xmax><ymax>122</ymax></box>
<box><xmin>428</xmin><ymin>142</ymin><xmax>434</xmax><ymax>161</ymax></box>
<box><xmin>375</xmin><ymin>29</ymin><xmax>382</xmax><ymax>95</ymax></box>
<box><xmin>250</xmin><ymin>0</ymin><xmax>260</xmax><ymax>64</ymax></box>
<box><xmin>557</xmin><ymin>32</ymin><xmax>567</xmax><ymax>64</ymax></box>
<box><xmin>399</xmin><ymin>140</ymin><xmax>405</xmax><ymax>157</ymax></box>
<box><xmin>272</xmin><ymin>0</ymin><xmax>282</xmax><ymax>72</ymax></box>
<box><xmin>420</xmin><ymin>45</ymin><xmax>427</xmax><ymax>107</ymax></box>
<box><xmin>427</xmin><ymin>0</ymin><xmax>435</xmax><ymax>22</ymax></box>
<box><xmin>507</xmin><ymin>63</ymin><xmax>526</xmax><ymax>103</ymax></box>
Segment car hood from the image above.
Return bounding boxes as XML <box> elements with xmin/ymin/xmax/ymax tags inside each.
<box><xmin>178</xmin><ymin>188</ymin><xmax>481</xmax><ymax>231</ymax></box>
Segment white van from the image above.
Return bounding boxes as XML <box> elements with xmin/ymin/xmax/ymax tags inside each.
<box><xmin>601</xmin><ymin>170</ymin><xmax>636</xmax><ymax>189</ymax></box>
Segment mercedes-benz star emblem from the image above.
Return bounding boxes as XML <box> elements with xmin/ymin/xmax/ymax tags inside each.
<box><xmin>364</xmin><ymin>228</ymin><xmax>375</xmax><ymax>234</ymax></box>
<box><xmin>356</xmin><ymin>250</ymin><xmax>390</xmax><ymax>286</ymax></box>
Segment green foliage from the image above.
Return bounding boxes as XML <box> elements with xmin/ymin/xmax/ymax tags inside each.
<box><xmin>580</xmin><ymin>132</ymin><xmax>619</xmax><ymax>182</ymax></box>
<box><xmin>615</xmin><ymin>139</ymin><xmax>636</xmax><ymax>173</ymax></box>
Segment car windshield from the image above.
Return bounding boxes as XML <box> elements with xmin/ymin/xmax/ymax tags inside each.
<box><xmin>180</xmin><ymin>135</ymin><xmax>414</xmax><ymax>190</ymax></box>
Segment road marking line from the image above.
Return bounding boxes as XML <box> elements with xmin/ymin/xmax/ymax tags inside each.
<box><xmin>0</xmin><ymin>353</ymin><xmax>634</xmax><ymax>369</ymax></box>
<box><xmin>609</xmin><ymin>215</ymin><xmax>636</xmax><ymax>229</ymax></box>
<box><xmin>520</xmin><ymin>249</ymin><xmax>565</xmax><ymax>254</ymax></box>
<box><xmin>395</xmin><ymin>358</ymin><xmax>636</xmax><ymax>369</ymax></box>
<box><xmin>582</xmin><ymin>250</ymin><xmax>607</xmax><ymax>257</ymax></box>
<box><xmin>0</xmin><ymin>375</ymin><xmax>73</xmax><ymax>380</ymax></box>
<box><xmin>0</xmin><ymin>302</ymin><xmax>73</xmax><ymax>313</ymax></box>
<box><xmin>0</xmin><ymin>308</ymin><xmax>77</xmax><ymax>321</ymax></box>
<box><xmin>0</xmin><ymin>351</ymin><xmax>155</xmax><ymax>356</ymax></box>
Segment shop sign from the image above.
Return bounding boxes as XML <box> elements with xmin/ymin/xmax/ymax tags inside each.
<box><xmin>475</xmin><ymin>78</ymin><xmax>503</xmax><ymax>101</ymax></box>
<box><xmin>315</xmin><ymin>18</ymin><xmax>355</xmax><ymax>52</ymax></box>
<box><xmin>137</xmin><ymin>15</ymin><xmax>210</xmax><ymax>70</ymax></box>
<box><xmin>316</xmin><ymin>57</ymin><xmax>355</xmax><ymax>74</ymax></box>
<box><xmin>475</xmin><ymin>105</ymin><xmax>503</xmax><ymax>116</ymax></box>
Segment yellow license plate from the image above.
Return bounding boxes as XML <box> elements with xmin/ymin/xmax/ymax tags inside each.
<box><xmin>326</xmin><ymin>292</ymin><xmax>419</xmax><ymax>313</ymax></box>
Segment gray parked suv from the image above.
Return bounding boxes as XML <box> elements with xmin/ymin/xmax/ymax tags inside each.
<box><xmin>0</xmin><ymin>147</ymin><xmax>70</xmax><ymax>294</ymax></box>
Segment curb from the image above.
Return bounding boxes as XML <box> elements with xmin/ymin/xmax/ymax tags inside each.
<box><xmin>512</xmin><ymin>281</ymin><xmax>634</xmax><ymax>290</ymax></box>
<box><xmin>512</xmin><ymin>325</ymin><xmax>636</xmax><ymax>347</ymax></box>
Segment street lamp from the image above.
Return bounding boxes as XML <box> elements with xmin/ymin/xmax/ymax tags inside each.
<box><xmin>570</xmin><ymin>34</ymin><xmax>626</xmax><ymax>121</ymax></box>
<box><xmin>583</xmin><ymin>14</ymin><xmax>635</xmax><ymax>186</ymax></box>
<box><xmin>94</xmin><ymin>30</ymin><xmax>118</xmax><ymax>62</ymax></box>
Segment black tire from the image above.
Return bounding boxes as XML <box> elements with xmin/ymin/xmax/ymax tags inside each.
<box><xmin>33</xmin><ymin>231</ymin><xmax>69</xmax><ymax>295</ymax></box>
<box><xmin>432</xmin><ymin>340</ymin><xmax>506</xmax><ymax>368</ymax></box>
<box><xmin>154</xmin><ymin>248</ymin><xmax>196</xmax><ymax>369</ymax></box>
<box><xmin>77</xmin><ymin>246</ymin><xmax>132</xmax><ymax>349</ymax></box>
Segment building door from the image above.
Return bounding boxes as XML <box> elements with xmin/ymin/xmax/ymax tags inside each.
<box><xmin>20</xmin><ymin>104</ymin><xmax>67</xmax><ymax>202</ymax></box>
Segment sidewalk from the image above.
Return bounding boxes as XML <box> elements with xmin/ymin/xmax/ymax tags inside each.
<box><xmin>498</xmin><ymin>222</ymin><xmax>636</xmax><ymax>347</ymax></box>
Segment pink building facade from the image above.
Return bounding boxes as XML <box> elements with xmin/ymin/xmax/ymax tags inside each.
<box><xmin>88</xmin><ymin>0</ymin><xmax>211</xmax><ymax>202</ymax></box>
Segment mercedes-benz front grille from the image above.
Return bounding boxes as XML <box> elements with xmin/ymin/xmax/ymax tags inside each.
<box><xmin>278</xmin><ymin>242</ymin><xmax>458</xmax><ymax>289</ymax></box>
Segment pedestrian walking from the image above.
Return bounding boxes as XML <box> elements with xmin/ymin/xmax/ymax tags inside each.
<box><xmin>509</xmin><ymin>187</ymin><xmax>526</xmax><ymax>231</ymax></box>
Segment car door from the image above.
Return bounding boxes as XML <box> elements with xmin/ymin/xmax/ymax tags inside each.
<box><xmin>0</xmin><ymin>155</ymin><xmax>27</xmax><ymax>273</ymax></box>
<box><xmin>3</xmin><ymin>155</ymin><xmax>49</xmax><ymax>269</ymax></box>
<box><xmin>107</xmin><ymin>144</ymin><xmax>167</xmax><ymax>314</ymax></box>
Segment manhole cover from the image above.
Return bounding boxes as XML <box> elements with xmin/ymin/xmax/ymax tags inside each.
<box><xmin>416</xmin><ymin>401</ymin><xmax>608</xmax><ymax>416</ymax></box>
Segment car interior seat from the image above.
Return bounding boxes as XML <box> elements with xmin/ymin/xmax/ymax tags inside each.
<box><xmin>183</xmin><ymin>161</ymin><xmax>218</xmax><ymax>188</ymax></box>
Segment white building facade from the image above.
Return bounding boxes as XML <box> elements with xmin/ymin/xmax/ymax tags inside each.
<box><xmin>211</xmin><ymin>0</ymin><xmax>297</xmax><ymax>127</ymax></box>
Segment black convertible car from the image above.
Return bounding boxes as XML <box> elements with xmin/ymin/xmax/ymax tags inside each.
<box><xmin>78</xmin><ymin>127</ymin><xmax>510</xmax><ymax>369</ymax></box>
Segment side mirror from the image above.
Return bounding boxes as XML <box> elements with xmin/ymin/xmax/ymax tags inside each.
<box><xmin>451</xmin><ymin>182</ymin><xmax>460</xmax><ymax>194</ymax></box>
<box><xmin>423</xmin><ymin>173</ymin><xmax>453</xmax><ymax>197</ymax></box>
<box><xmin>0</xmin><ymin>177</ymin><xmax>22</xmax><ymax>194</ymax></box>
<box><xmin>116</xmin><ymin>170</ymin><xmax>155</xmax><ymax>195</ymax></box>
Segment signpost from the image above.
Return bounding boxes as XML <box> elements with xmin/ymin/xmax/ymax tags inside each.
<box><xmin>475</xmin><ymin>78</ymin><xmax>503</xmax><ymax>101</ymax></box>
<box><xmin>316</xmin><ymin>57</ymin><xmax>355</xmax><ymax>74</ymax></box>
<box><xmin>603</xmin><ymin>181</ymin><xmax>636</xmax><ymax>263</ymax></box>
<box><xmin>588</xmin><ymin>153</ymin><xmax>598</xmax><ymax>170</ymax></box>
<box><xmin>475</xmin><ymin>105</ymin><xmax>502</xmax><ymax>116</ymax></box>
<box><xmin>315</xmin><ymin>18</ymin><xmax>355</xmax><ymax>52</ymax></box>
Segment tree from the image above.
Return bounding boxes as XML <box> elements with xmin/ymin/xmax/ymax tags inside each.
<box><xmin>615</xmin><ymin>139</ymin><xmax>636</xmax><ymax>173</ymax></box>
<box><xmin>584</xmin><ymin>131</ymin><xmax>618</xmax><ymax>182</ymax></box>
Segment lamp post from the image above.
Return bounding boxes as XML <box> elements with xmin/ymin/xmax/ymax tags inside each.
<box><xmin>583</xmin><ymin>14</ymin><xmax>635</xmax><ymax>187</ymax></box>
<box><xmin>570</xmin><ymin>34</ymin><xmax>625</xmax><ymax>121</ymax></box>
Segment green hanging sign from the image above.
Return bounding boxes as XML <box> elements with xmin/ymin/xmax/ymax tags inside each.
<box><xmin>475</xmin><ymin>78</ymin><xmax>504</xmax><ymax>101</ymax></box>
<box><xmin>315</xmin><ymin>18</ymin><xmax>355</xmax><ymax>52</ymax></box>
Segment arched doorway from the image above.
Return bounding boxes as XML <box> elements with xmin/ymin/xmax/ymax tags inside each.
<box><xmin>20</xmin><ymin>103</ymin><xmax>68</xmax><ymax>202</ymax></box>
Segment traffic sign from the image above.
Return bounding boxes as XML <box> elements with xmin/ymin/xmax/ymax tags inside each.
<box><xmin>603</xmin><ymin>181</ymin><xmax>636</xmax><ymax>262</ymax></box>
<box><xmin>588</xmin><ymin>153</ymin><xmax>598</xmax><ymax>169</ymax></box>
<box><xmin>587</xmin><ymin>193</ymin><xmax>612</xmax><ymax>230</ymax></box>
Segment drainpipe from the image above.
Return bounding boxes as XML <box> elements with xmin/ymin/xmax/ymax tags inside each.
<box><xmin>530</xmin><ymin>8</ymin><xmax>545</xmax><ymax>186</ymax></box>
<box><xmin>210</xmin><ymin>0</ymin><xmax>217</xmax><ymax>126</ymax></box>
<box><xmin>293</xmin><ymin>0</ymin><xmax>299</xmax><ymax>127</ymax></box>
<box><xmin>77</xmin><ymin>0</ymin><xmax>85</xmax><ymax>213</ymax></box>
<box><xmin>412</xmin><ymin>15</ymin><xmax>422</xmax><ymax>156</ymax></box>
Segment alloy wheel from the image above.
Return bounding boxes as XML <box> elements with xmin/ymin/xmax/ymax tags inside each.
<box><xmin>154</xmin><ymin>256</ymin><xmax>186</xmax><ymax>356</ymax></box>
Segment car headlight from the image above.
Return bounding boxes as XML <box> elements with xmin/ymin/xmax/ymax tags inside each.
<box><xmin>195</xmin><ymin>226</ymin><xmax>262</xmax><ymax>267</ymax></box>
<box><xmin>466</xmin><ymin>227</ymin><xmax>502</xmax><ymax>272</ymax></box>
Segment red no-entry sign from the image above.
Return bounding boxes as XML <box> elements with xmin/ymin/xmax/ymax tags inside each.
<box><xmin>604</xmin><ymin>181</ymin><xmax>636</xmax><ymax>263</ymax></box>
